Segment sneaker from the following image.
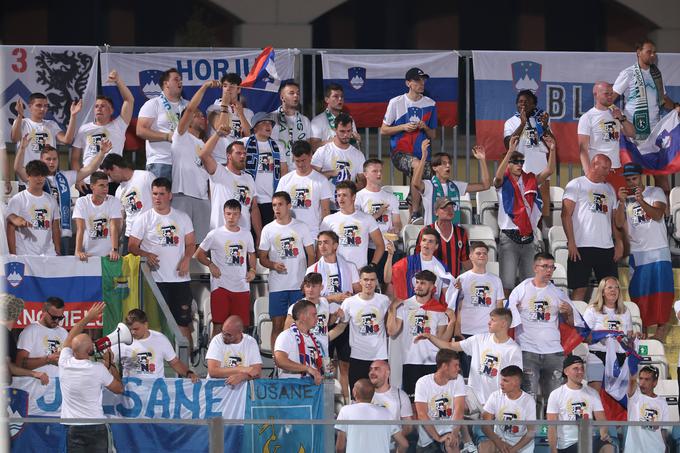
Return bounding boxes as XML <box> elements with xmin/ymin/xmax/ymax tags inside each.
<box><xmin>409</xmin><ymin>213</ymin><xmax>423</xmax><ymax>225</ymax></box>
<box><xmin>461</xmin><ymin>442</ymin><xmax>478</xmax><ymax>453</ymax></box>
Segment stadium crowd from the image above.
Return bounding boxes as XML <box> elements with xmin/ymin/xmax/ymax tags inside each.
<box><xmin>5</xmin><ymin>38</ymin><xmax>680</xmax><ymax>453</ymax></box>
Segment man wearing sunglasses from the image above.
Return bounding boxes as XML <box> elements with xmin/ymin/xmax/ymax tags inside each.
<box><xmin>494</xmin><ymin>135</ymin><xmax>556</xmax><ymax>297</ymax></box>
<box><xmin>15</xmin><ymin>296</ymin><xmax>68</xmax><ymax>379</ymax></box>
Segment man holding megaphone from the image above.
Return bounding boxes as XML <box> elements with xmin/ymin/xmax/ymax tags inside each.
<box><xmin>59</xmin><ymin>302</ymin><xmax>123</xmax><ymax>453</ymax></box>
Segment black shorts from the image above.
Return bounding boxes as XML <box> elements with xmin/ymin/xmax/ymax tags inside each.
<box><xmin>348</xmin><ymin>357</ymin><xmax>378</xmax><ymax>394</ymax></box>
<box><xmin>567</xmin><ymin>247</ymin><xmax>617</xmax><ymax>289</ymax></box>
<box><xmin>329</xmin><ymin>326</ymin><xmax>351</xmax><ymax>362</ymax></box>
<box><xmin>157</xmin><ymin>281</ymin><xmax>193</xmax><ymax>327</ymax></box>
<box><xmin>402</xmin><ymin>364</ymin><xmax>437</xmax><ymax>401</ymax></box>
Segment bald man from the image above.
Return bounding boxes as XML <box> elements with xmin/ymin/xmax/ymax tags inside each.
<box><xmin>206</xmin><ymin>315</ymin><xmax>262</xmax><ymax>385</ymax></box>
<box><xmin>336</xmin><ymin>378</ymin><xmax>399</xmax><ymax>453</ymax></box>
<box><xmin>369</xmin><ymin>360</ymin><xmax>412</xmax><ymax>453</ymax></box>
<box><xmin>577</xmin><ymin>81</ymin><xmax>635</xmax><ymax>186</ymax></box>
<box><xmin>59</xmin><ymin>302</ymin><xmax>123</xmax><ymax>453</ymax></box>
<box><xmin>562</xmin><ymin>154</ymin><xmax>623</xmax><ymax>302</ymax></box>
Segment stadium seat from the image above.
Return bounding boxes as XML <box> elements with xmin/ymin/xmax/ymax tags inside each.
<box><xmin>384</xmin><ymin>185</ymin><xmax>410</xmax><ymax>227</ymax></box>
<box><xmin>548</xmin><ymin>226</ymin><xmax>569</xmax><ymax>271</ymax></box>
<box><xmin>549</xmin><ymin>186</ymin><xmax>564</xmax><ymax>227</ymax></box>
<box><xmin>253</xmin><ymin>296</ymin><xmax>273</xmax><ymax>358</ymax></box>
<box><xmin>402</xmin><ymin>224</ymin><xmax>424</xmax><ymax>255</ymax></box>
<box><xmin>459</xmin><ymin>193</ymin><xmax>473</xmax><ymax>225</ymax></box>
<box><xmin>655</xmin><ymin>379</ymin><xmax>679</xmax><ymax>422</ymax></box>
<box><xmin>551</xmin><ymin>262</ymin><xmax>568</xmax><ymax>291</ymax></box>
<box><xmin>475</xmin><ymin>188</ymin><xmax>499</xmax><ymax>239</ymax></box>
<box><xmin>623</xmin><ymin>301</ymin><xmax>643</xmax><ymax>334</ymax></box>
<box><xmin>572</xmin><ymin>342</ymin><xmax>589</xmax><ymax>362</ymax></box>
<box><xmin>571</xmin><ymin>300</ymin><xmax>588</xmax><ymax>315</ymax></box>
<box><xmin>461</xmin><ymin>224</ymin><xmax>497</xmax><ymax>262</ymax></box>
<box><xmin>486</xmin><ymin>261</ymin><xmax>500</xmax><ymax>278</ymax></box>
<box><xmin>636</xmin><ymin>339</ymin><xmax>669</xmax><ymax>379</ymax></box>
<box><xmin>670</xmin><ymin>187</ymin><xmax>680</xmax><ymax>243</ymax></box>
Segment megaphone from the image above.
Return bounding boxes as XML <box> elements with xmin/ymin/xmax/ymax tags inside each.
<box><xmin>95</xmin><ymin>322</ymin><xmax>133</xmax><ymax>353</ymax></box>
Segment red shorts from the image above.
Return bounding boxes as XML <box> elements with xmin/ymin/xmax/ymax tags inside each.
<box><xmin>210</xmin><ymin>287</ymin><xmax>251</xmax><ymax>326</ymax></box>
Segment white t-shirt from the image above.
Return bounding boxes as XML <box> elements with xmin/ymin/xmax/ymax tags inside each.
<box><xmin>130</xmin><ymin>208</ymin><xmax>194</xmax><ymax>282</ymax></box>
<box><xmin>238</xmin><ymin>137</ymin><xmax>285</xmax><ymax>203</ymax></box>
<box><xmin>355</xmin><ymin>188</ymin><xmax>400</xmax><ymax>249</ymax></box>
<box><xmin>383</xmin><ymin>94</ymin><xmax>436</xmax><ymax>129</ymax></box>
<box><xmin>287</xmin><ymin>298</ymin><xmax>337</xmax><ymax>356</ymax></box>
<box><xmin>372</xmin><ymin>386</ymin><xmax>414</xmax><ymax>421</ymax></box>
<box><xmin>205</xmin><ymin>333</ymin><xmax>262</xmax><ymax>376</ymax></box>
<box><xmin>583</xmin><ymin>306</ymin><xmax>632</xmax><ymax>353</ymax></box>
<box><xmin>311</xmin><ymin>142</ymin><xmax>366</xmax><ymax>205</ymax></box>
<box><xmin>482</xmin><ymin>389</ymin><xmax>537</xmax><ymax>453</ymax></box>
<box><xmin>310</xmin><ymin>110</ymin><xmax>359</xmax><ymax>142</ymax></box>
<box><xmin>622</xmin><ymin>186</ymin><xmax>668</xmax><ymax>252</ymax></box>
<box><xmin>115</xmin><ymin>170</ymin><xmax>155</xmax><ymax>236</ymax></box>
<box><xmin>269</xmin><ymin>111</ymin><xmax>312</xmax><ymax>168</ymax></box>
<box><xmin>113</xmin><ymin>330</ymin><xmax>176</xmax><ymax>378</ymax></box>
<box><xmin>577</xmin><ymin>107</ymin><xmax>622</xmax><ymax>168</ymax></box>
<box><xmin>276</xmin><ymin>169</ymin><xmax>334</xmax><ymax>238</ymax></box>
<box><xmin>274</xmin><ymin>327</ymin><xmax>323</xmax><ymax>379</ymax></box>
<box><xmin>259</xmin><ymin>219</ymin><xmax>314</xmax><ymax>292</ymax></box>
<box><xmin>613</xmin><ymin>65</ymin><xmax>666</xmax><ymax>132</ymax></box>
<box><xmin>422</xmin><ymin>179</ymin><xmax>468</xmax><ymax>226</ymax></box>
<box><xmin>503</xmin><ymin>115</ymin><xmax>549</xmax><ymax>175</ymax></box>
<box><xmin>58</xmin><ymin>347</ymin><xmax>114</xmax><ymax>422</ymax></box>
<box><xmin>674</xmin><ymin>300</ymin><xmax>680</xmax><ymax>365</ymax></box>
<box><xmin>307</xmin><ymin>258</ymin><xmax>360</xmax><ymax>296</ymax></box>
<box><xmin>73</xmin><ymin>195</ymin><xmax>123</xmax><ymax>257</ymax></box>
<box><xmin>335</xmin><ymin>402</ymin><xmax>398</xmax><ymax>453</ymax></box>
<box><xmin>459</xmin><ymin>333</ymin><xmax>523</xmax><ymax>402</ymax></box>
<box><xmin>414</xmin><ymin>373</ymin><xmax>466</xmax><ymax>447</ymax></box>
<box><xmin>624</xmin><ymin>388</ymin><xmax>669</xmax><ymax>452</ymax></box>
<box><xmin>18</xmin><ymin>118</ymin><xmax>62</xmax><ymax>166</ymax></box>
<box><xmin>321</xmin><ymin>210</ymin><xmax>379</xmax><ymax>269</ymax></box>
<box><xmin>7</xmin><ymin>190</ymin><xmax>60</xmax><ymax>256</ymax></box>
<box><xmin>546</xmin><ymin>384</ymin><xmax>604</xmax><ymax>450</ymax></box>
<box><xmin>563</xmin><ymin>176</ymin><xmax>617</xmax><ymax>248</ymax></box>
<box><xmin>456</xmin><ymin>270</ymin><xmax>505</xmax><ymax>335</ymax></box>
<box><xmin>509</xmin><ymin>279</ymin><xmax>568</xmax><ymax>354</ymax></box>
<box><xmin>170</xmin><ymin>130</ymin><xmax>209</xmax><ymax>199</ymax></box>
<box><xmin>73</xmin><ymin>117</ymin><xmax>128</xmax><ymax>183</ymax></box>
<box><xmin>341</xmin><ymin>293</ymin><xmax>390</xmax><ymax>361</ymax></box>
<box><xmin>16</xmin><ymin>322</ymin><xmax>67</xmax><ymax>377</ymax></box>
<box><xmin>396</xmin><ymin>297</ymin><xmax>449</xmax><ymax>365</ymax></box>
<box><xmin>138</xmin><ymin>96</ymin><xmax>187</xmax><ymax>165</ymax></box>
<box><xmin>198</xmin><ymin>226</ymin><xmax>254</xmax><ymax>292</ymax></box>
<box><xmin>209</xmin><ymin>164</ymin><xmax>257</xmax><ymax>232</ymax></box>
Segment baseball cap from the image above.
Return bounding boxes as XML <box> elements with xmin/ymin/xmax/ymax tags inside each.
<box><xmin>251</xmin><ymin>112</ymin><xmax>275</xmax><ymax>128</ymax></box>
<box><xmin>405</xmin><ymin>68</ymin><xmax>429</xmax><ymax>81</ymax></box>
<box><xmin>562</xmin><ymin>354</ymin><xmax>584</xmax><ymax>370</ymax></box>
<box><xmin>434</xmin><ymin>198</ymin><xmax>454</xmax><ymax>210</ymax></box>
<box><xmin>622</xmin><ymin>162</ymin><xmax>643</xmax><ymax>176</ymax></box>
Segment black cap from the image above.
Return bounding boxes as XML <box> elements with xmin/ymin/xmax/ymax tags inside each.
<box><xmin>405</xmin><ymin>67</ymin><xmax>429</xmax><ymax>81</ymax></box>
<box><xmin>622</xmin><ymin>162</ymin><xmax>643</xmax><ymax>176</ymax></box>
<box><xmin>562</xmin><ymin>354</ymin><xmax>584</xmax><ymax>370</ymax></box>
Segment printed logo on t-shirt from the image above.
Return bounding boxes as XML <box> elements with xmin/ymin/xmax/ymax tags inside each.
<box><xmin>408</xmin><ymin>312</ymin><xmax>431</xmax><ymax>336</ymax></box>
<box><xmin>369</xmin><ymin>202</ymin><xmax>389</xmax><ymax>224</ymax></box>
<box><xmin>528</xmin><ymin>299</ymin><xmax>551</xmax><ymax>322</ymax></box>
<box><xmin>480</xmin><ymin>351</ymin><xmax>500</xmax><ymax>377</ymax></box>
<box><xmin>431</xmin><ymin>395</ymin><xmax>452</xmax><ymax>419</ymax></box>
<box><xmin>567</xmin><ymin>399</ymin><xmax>589</xmax><ymax>420</ymax></box>
<box><xmin>123</xmin><ymin>189</ymin><xmax>143</xmax><ymax>214</ymax></box>
<box><xmin>259</xmin><ymin>152</ymin><xmax>274</xmax><ymax>172</ymax></box>
<box><xmin>277</xmin><ymin>235</ymin><xmax>300</xmax><ymax>259</ymax></box>
<box><xmin>313</xmin><ymin>313</ymin><xmax>328</xmax><ymax>336</ymax></box>
<box><xmin>605</xmin><ymin>318</ymin><xmax>621</xmax><ymax>331</ymax></box>
<box><xmin>86</xmin><ymin>132</ymin><xmax>106</xmax><ymax>156</ymax></box>
<box><xmin>156</xmin><ymin>223</ymin><xmax>180</xmax><ymax>246</ymax></box>
<box><xmin>500</xmin><ymin>411</ymin><xmax>520</xmax><ymax>433</ymax></box>
<box><xmin>639</xmin><ymin>405</ymin><xmax>660</xmax><ymax>431</ymax></box>
<box><xmin>224</xmin><ymin>242</ymin><xmax>245</xmax><ymax>266</ymax></box>
<box><xmin>43</xmin><ymin>338</ymin><xmax>61</xmax><ymax>355</ymax></box>
<box><xmin>31</xmin><ymin>131</ymin><xmax>49</xmax><ymax>152</ymax></box>
<box><xmin>340</xmin><ymin>224</ymin><xmax>361</xmax><ymax>247</ymax></box>
<box><xmin>329</xmin><ymin>274</ymin><xmax>341</xmax><ymax>294</ymax></box>
<box><xmin>293</xmin><ymin>187</ymin><xmax>312</xmax><ymax>208</ymax></box>
<box><xmin>225</xmin><ymin>353</ymin><xmax>244</xmax><ymax>368</ymax></box>
<box><xmin>332</xmin><ymin>159</ymin><xmax>351</xmax><ymax>183</ymax></box>
<box><xmin>90</xmin><ymin>217</ymin><xmax>109</xmax><ymax>239</ymax></box>
<box><xmin>589</xmin><ymin>192</ymin><xmax>609</xmax><ymax>214</ymax></box>
<box><xmin>357</xmin><ymin>309</ymin><xmax>380</xmax><ymax>335</ymax></box>
<box><xmin>472</xmin><ymin>285</ymin><xmax>493</xmax><ymax>306</ymax></box>
<box><xmin>134</xmin><ymin>351</ymin><xmax>156</xmax><ymax>373</ymax></box>
<box><xmin>627</xmin><ymin>202</ymin><xmax>650</xmax><ymax>226</ymax></box>
<box><xmin>407</xmin><ymin>106</ymin><xmax>423</xmax><ymax>123</ymax></box>
<box><xmin>235</xmin><ymin>185</ymin><xmax>252</xmax><ymax>206</ymax></box>
<box><xmin>599</xmin><ymin>120</ymin><xmax>619</xmax><ymax>142</ymax></box>
<box><xmin>31</xmin><ymin>207</ymin><xmax>51</xmax><ymax>230</ymax></box>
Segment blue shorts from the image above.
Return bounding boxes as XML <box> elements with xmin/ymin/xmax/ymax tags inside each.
<box><xmin>269</xmin><ymin>290</ymin><xmax>303</xmax><ymax>317</ymax></box>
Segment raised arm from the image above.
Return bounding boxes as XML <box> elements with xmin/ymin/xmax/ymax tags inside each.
<box><xmin>108</xmin><ymin>70</ymin><xmax>135</xmax><ymax>124</ymax></box>
<box><xmin>13</xmin><ymin>134</ymin><xmax>30</xmax><ymax>182</ymax></box>
<box><xmin>57</xmin><ymin>100</ymin><xmax>82</xmax><ymax>145</ymax></box>
<box><xmin>494</xmin><ymin>136</ymin><xmax>516</xmax><ymax>189</ymax></box>
<box><xmin>178</xmin><ymin>80</ymin><xmax>220</xmax><ymax>136</ymax></box>
<box><xmin>76</xmin><ymin>138</ymin><xmax>112</xmax><ymax>182</ymax></box>
<box><xmin>466</xmin><ymin>145</ymin><xmax>491</xmax><ymax>193</ymax></box>
<box><xmin>537</xmin><ymin>135</ymin><xmax>557</xmax><ymax>186</ymax></box>
<box><xmin>64</xmin><ymin>302</ymin><xmax>106</xmax><ymax>349</ymax></box>
<box><xmin>10</xmin><ymin>100</ymin><xmax>24</xmax><ymax>143</ymax></box>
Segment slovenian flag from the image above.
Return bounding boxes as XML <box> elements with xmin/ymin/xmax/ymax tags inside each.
<box><xmin>321</xmin><ymin>52</ymin><xmax>459</xmax><ymax>128</ymax></box>
<box><xmin>241</xmin><ymin>46</ymin><xmax>281</xmax><ymax>92</ymax></box>
<box><xmin>619</xmin><ymin>110</ymin><xmax>680</xmax><ymax>174</ymax></box>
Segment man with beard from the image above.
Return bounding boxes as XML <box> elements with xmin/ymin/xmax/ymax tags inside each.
<box><xmin>206</xmin><ymin>315</ymin><xmax>262</xmax><ymax>385</ymax></box>
<box><xmin>310</xmin><ymin>83</ymin><xmax>361</xmax><ymax>151</ymax></box>
<box><xmin>369</xmin><ymin>360</ymin><xmax>412</xmax><ymax>453</ymax></box>
<box><xmin>270</xmin><ymin>81</ymin><xmax>311</xmax><ymax>169</ymax></box>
